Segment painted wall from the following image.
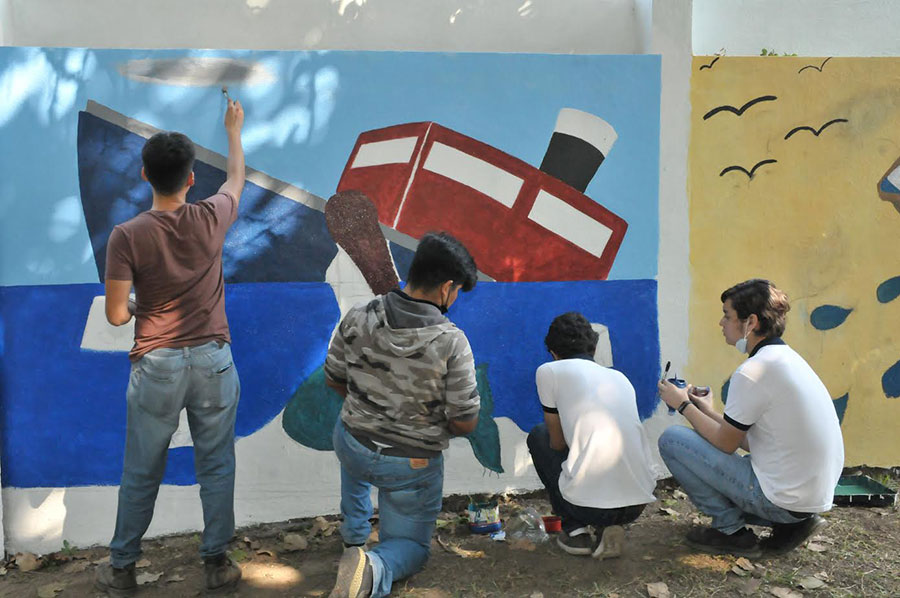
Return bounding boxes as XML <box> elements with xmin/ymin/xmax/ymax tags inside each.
<box><xmin>688</xmin><ymin>55</ymin><xmax>900</xmax><ymax>467</ymax></box>
<box><xmin>0</xmin><ymin>46</ymin><xmax>672</xmax><ymax>554</ymax></box>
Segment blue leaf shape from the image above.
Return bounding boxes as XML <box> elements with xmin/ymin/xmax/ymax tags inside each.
<box><xmin>282</xmin><ymin>366</ymin><xmax>343</xmax><ymax>450</ymax></box>
<box><xmin>467</xmin><ymin>364</ymin><xmax>504</xmax><ymax>474</ymax></box>
<box><xmin>882</xmin><ymin>359</ymin><xmax>900</xmax><ymax>398</ymax></box>
<box><xmin>810</xmin><ymin>305</ymin><xmax>852</xmax><ymax>330</ymax></box>
<box><xmin>832</xmin><ymin>393</ymin><xmax>848</xmax><ymax>424</ymax></box>
<box><xmin>877</xmin><ymin>276</ymin><xmax>900</xmax><ymax>304</ymax></box>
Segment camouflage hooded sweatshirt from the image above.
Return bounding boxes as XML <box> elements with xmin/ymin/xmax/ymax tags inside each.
<box><xmin>324</xmin><ymin>289</ymin><xmax>480</xmax><ymax>454</ymax></box>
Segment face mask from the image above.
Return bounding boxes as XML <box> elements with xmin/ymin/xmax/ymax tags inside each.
<box><xmin>735</xmin><ymin>322</ymin><xmax>750</xmax><ymax>354</ymax></box>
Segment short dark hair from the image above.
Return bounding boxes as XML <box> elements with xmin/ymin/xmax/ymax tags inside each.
<box><xmin>720</xmin><ymin>279</ymin><xmax>790</xmax><ymax>338</ymax></box>
<box><xmin>141</xmin><ymin>132</ymin><xmax>195</xmax><ymax>195</ymax></box>
<box><xmin>407</xmin><ymin>232</ymin><xmax>478</xmax><ymax>292</ymax></box>
<box><xmin>544</xmin><ymin>312</ymin><xmax>599</xmax><ymax>359</ymax></box>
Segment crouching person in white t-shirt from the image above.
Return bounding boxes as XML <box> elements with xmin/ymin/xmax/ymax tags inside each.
<box><xmin>527</xmin><ymin>312</ymin><xmax>657</xmax><ymax>558</ymax></box>
<box><xmin>657</xmin><ymin>279</ymin><xmax>844</xmax><ymax>558</ymax></box>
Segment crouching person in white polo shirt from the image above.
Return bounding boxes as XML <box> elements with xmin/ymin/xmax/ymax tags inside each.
<box><xmin>527</xmin><ymin>312</ymin><xmax>657</xmax><ymax>558</ymax></box>
<box><xmin>658</xmin><ymin>279</ymin><xmax>844</xmax><ymax>557</ymax></box>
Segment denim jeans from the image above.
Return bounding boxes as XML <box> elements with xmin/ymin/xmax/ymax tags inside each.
<box><xmin>658</xmin><ymin>425</ymin><xmax>806</xmax><ymax>535</ymax></box>
<box><xmin>110</xmin><ymin>341</ymin><xmax>240</xmax><ymax>567</ymax></box>
<box><xmin>333</xmin><ymin>421</ymin><xmax>444</xmax><ymax>598</ymax></box>
<box><xmin>527</xmin><ymin>424</ymin><xmax>645</xmax><ymax>534</ymax></box>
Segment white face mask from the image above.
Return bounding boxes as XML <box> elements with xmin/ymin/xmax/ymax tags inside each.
<box><xmin>735</xmin><ymin>322</ymin><xmax>751</xmax><ymax>354</ymax></box>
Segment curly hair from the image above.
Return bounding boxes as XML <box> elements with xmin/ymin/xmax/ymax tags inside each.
<box><xmin>721</xmin><ymin>279</ymin><xmax>791</xmax><ymax>338</ymax></box>
<box><xmin>544</xmin><ymin>312</ymin><xmax>599</xmax><ymax>359</ymax></box>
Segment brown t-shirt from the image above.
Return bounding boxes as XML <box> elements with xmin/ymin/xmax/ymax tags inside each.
<box><xmin>105</xmin><ymin>192</ymin><xmax>238</xmax><ymax>361</ymax></box>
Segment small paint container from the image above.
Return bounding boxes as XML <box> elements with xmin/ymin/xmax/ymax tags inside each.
<box><xmin>467</xmin><ymin>500</ymin><xmax>501</xmax><ymax>534</ymax></box>
<box><xmin>667</xmin><ymin>377</ymin><xmax>687</xmax><ymax>413</ymax></box>
<box><xmin>542</xmin><ymin>515</ymin><xmax>561</xmax><ymax>533</ymax></box>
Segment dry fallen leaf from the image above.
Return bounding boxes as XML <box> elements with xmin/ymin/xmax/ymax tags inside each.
<box><xmin>136</xmin><ymin>571</ymin><xmax>163</xmax><ymax>585</ymax></box>
<box><xmin>769</xmin><ymin>587</ymin><xmax>802</xmax><ymax>598</ymax></box>
<box><xmin>735</xmin><ymin>557</ymin><xmax>754</xmax><ymax>571</ymax></box>
<box><xmin>659</xmin><ymin>507</ymin><xmax>679</xmax><ymax>517</ymax></box>
<box><xmin>436</xmin><ymin>536</ymin><xmax>484</xmax><ymax>558</ymax></box>
<box><xmin>93</xmin><ymin>555</ymin><xmax>110</xmax><ymax>565</ymax></box>
<box><xmin>62</xmin><ymin>560</ymin><xmax>91</xmax><ymax>573</ymax></box>
<box><xmin>0</xmin><ymin>566</ymin><xmax>6</xmax><ymax>576</ymax></box>
<box><xmin>739</xmin><ymin>578</ymin><xmax>762</xmax><ymax>596</ymax></box>
<box><xmin>530</xmin><ymin>593</ymin><xmax>544</xmax><ymax>598</ymax></box>
<box><xmin>799</xmin><ymin>576</ymin><xmax>826</xmax><ymax>589</ymax></box>
<box><xmin>647</xmin><ymin>581</ymin><xmax>671</xmax><ymax>598</ymax></box>
<box><xmin>165</xmin><ymin>573</ymin><xmax>186</xmax><ymax>583</ymax></box>
<box><xmin>731</xmin><ymin>565</ymin><xmax>750</xmax><ymax>577</ymax></box>
<box><xmin>310</xmin><ymin>516</ymin><xmax>338</xmax><ymax>537</ymax></box>
<box><xmin>256</xmin><ymin>549</ymin><xmax>277</xmax><ymax>558</ymax></box>
<box><xmin>282</xmin><ymin>533</ymin><xmax>308</xmax><ymax>552</ymax></box>
<box><xmin>510</xmin><ymin>538</ymin><xmax>537</xmax><ymax>552</ymax></box>
<box><xmin>673</xmin><ymin>489</ymin><xmax>688</xmax><ymax>500</ymax></box>
<box><xmin>16</xmin><ymin>552</ymin><xmax>42</xmax><ymax>572</ymax></box>
<box><xmin>135</xmin><ymin>558</ymin><xmax>151</xmax><ymax>569</ymax></box>
<box><xmin>806</xmin><ymin>542</ymin><xmax>828</xmax><ymax>552</ymax></box>
<box><xmin>36</xmin><ymin>582</ymin><xmax>66</xmax><ymax>598</ymax></box>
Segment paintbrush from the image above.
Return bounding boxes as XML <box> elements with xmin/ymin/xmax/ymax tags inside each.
<box><xmin>221</xmin><ymin>86</ymin><xmax>232</xmax><ymax>102</ymax></box>
<box><xmin>662</xmin><ymin>360</ymin><xmax>671</xmax><ymax>381</ymax></box>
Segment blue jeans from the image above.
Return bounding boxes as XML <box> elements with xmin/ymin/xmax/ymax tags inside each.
<box><xmin>333</xmin><ymin>421</ymin><xmax>444</xmax><ymax>598</ymax></box>
<box><xmin>527</xmin><ymin>424</ymin><xmax>645</xmax><ymax>534</ymax></box>
<box><xmin>658</xmin><ymin>426</ymin><xmax>805</xmax><ymax>534</ymax></box>
<box><xmin>110</xmin><ymin>341</ymin><xmax>240</xmax><ymax>567</ymax></box>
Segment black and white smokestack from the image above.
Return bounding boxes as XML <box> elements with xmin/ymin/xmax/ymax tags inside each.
<box><xmin>539</xmin><ymin>108</ymin><xmax>617</xmax><ymax>193</ymax></box>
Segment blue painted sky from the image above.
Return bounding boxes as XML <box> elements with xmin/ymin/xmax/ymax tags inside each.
<box><xmin>0</xmin><ymin>48</ymin><xmax>660</xmax><ymax>286</ymax></box>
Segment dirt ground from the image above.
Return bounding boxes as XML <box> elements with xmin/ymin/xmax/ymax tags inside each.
<box><xmin>1</xmin><ymin>470</ymin><xmax>897</xmax><ymax>598</ymax></box>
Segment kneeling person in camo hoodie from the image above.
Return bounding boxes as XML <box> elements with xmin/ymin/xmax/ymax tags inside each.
<box><xmin>323</xmin><ymin>232</ymin><xmax>481</xmax><ymax>598</ymax></box>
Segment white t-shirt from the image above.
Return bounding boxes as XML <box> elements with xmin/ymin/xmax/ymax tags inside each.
<box><xmin>724</xmin><ymin>340</ymin><xmax>844</xmax><ymax>512</ymax></box>
<box><xmin>536</xmin><ymin>358</ymin><xmax>656</xmax><ymax>509</ymax></box>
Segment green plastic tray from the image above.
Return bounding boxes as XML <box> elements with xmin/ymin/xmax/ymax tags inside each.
<box><xmin>834</xmin><ymin>475</ymin><xmax>897</xmax><ymax>507</ymax></box>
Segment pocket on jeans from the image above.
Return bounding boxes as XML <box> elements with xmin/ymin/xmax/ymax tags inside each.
<box><xmin>129</xmin><ymin>365</ymin><xmax>183</xmax><ymax>418</ymax></box>
<box><xmin>197</xmin><ymin>362</ymin><xmax>240</xmax><ymax>409</ymax></box>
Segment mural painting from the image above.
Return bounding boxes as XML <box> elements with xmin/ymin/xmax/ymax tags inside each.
<box><xmin>0</xmin><ymin>48</ymin><xmax>660</xmax><ymax>550</ymax></box>
<box><xmin>689</xmin><ymin>56</ymin><xmax>900</xmax><ymax>466</ymax></box>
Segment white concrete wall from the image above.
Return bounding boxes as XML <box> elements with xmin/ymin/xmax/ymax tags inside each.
<box><xmin>0</xmin><ymin>0</ymin><xmax>693</xmax><ymax>556</ymax></box>
<box><xmin>693</xmin><ymin>0</ymin><xmax>900</xmax><ymax>57</ymax></box>
<box><xmin>3</xmin><ymin>0</ymin><xmax>646</xmax><ymax>53</ymax></box>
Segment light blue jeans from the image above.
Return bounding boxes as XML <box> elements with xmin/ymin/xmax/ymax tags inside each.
<box><xmin>658</xmin><ymin>426</ymin><xmax>805</xmax><ymax>535</ymax></box>
<box><xmin>333</xmin><ymin>421</ymin><xmax>444</xmax><ymax>598</ymax></box>
<box><xmin>110</xmin><ymin>341</ymin><xmax>240</xmax><ymax>567</ymax></box>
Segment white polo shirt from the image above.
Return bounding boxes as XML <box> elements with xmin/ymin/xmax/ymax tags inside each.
<box><xmin>724</xmin><ymin>339</ymin><xmax>844</xmax><ymax>512</ymax></box>
<box><xmin>536</xmin><ymin>358</ymin><xmax>656</xmax><ymax>509</ymax></box>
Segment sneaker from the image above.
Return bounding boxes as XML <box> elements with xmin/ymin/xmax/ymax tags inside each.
<box><xmin>685</xmin><ymin>526</ymin><xmax>761</xmax><ymax>558</ymax></box>
<box><xmin>94</xmin><ymin>562</ymin><xmax>137</xmax><ymax>597</ymax></box>
<box><xmin>204</xmin><ymin>553</ymin><xmax>242</xmax><ymax>594</ymax></box>
<box><xmin>760</xmin><ymin>514</ymin><xmax>826</xmax><ymax>554</ymax></box>
<box><xmin>556</xmin><ymin>527</ymin><xmax>594</xmax><ymax>556</ymax></box>
<box><xmin>329</xmin><ymin>546</ymin><xmax>373</xmax><ymax>598</ymax></box>
<box><xmin>592</xmin><ymin>525</ymin><xmax>625</xmax><ymax>560</ymax></box>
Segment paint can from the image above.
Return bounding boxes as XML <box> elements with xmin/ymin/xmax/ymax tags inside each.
<box><xmin>541</xmin><ymin>515</ymin><xmax>562</xmax><ymax>533</ymax></box>
<box><xmin>666</xmin><ymin>377</ymin><xmax>687</xmax><ymax>414</ymax></box>
<box><xmin>467</xmin><ymin>500</ymin><xmax>501</xmax><ymax>534</ymax></box>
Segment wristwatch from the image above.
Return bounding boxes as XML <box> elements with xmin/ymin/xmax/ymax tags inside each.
<box><xmin>677</xmin><ymin>399</ymin><xmax>691</xmax><ymax>414</ymax></box>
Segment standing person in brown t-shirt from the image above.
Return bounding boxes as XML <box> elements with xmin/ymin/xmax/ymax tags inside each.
<box><xmin>95</xmin><ymin>100</ymin><xmax>245</xmax><ymax>597</ymax></box>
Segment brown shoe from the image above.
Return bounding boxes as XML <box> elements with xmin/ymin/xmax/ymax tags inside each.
<box><xmin>204</xmin><ymin>553</ymin><xmax>242</xmax><ymax>594</ymax></box>
<box><xmin>94</xmin><ymin>562</ymin><xmax>137</xmax><ymax>597</ymax></box>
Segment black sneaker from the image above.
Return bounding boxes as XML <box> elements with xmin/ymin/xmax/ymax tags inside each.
<box><xmin>94</xmin><ymin>562</ymin><xmax>137</xmax><ymax>597</ymax></box>
<box><xmin>591</xmin><ymin>525</ymin><xmax>625</xmax><ymax>560</ymax></box>
<box><xmin>329</xmin><ymin>546</ymin><xmax>373</xmax><ymax>598</ymax></box>
<box><xmin>685</xmin><ymin>526</ymin><xmax>761</xmax><ymax>558</ymax></box>
<box><xmin>760</xmin><ymin>514</ymin><xmax>826</xmax><ymax>554</ymax></box>
<box><xmin>204</xmin><ymin>553</ymin><xmax>242</xmax><ymax>594</ymax></box>
<box><xmin>556</xmin><ymin>527</ymin><xmax>594</xmax><ymax>556</ymax></box>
